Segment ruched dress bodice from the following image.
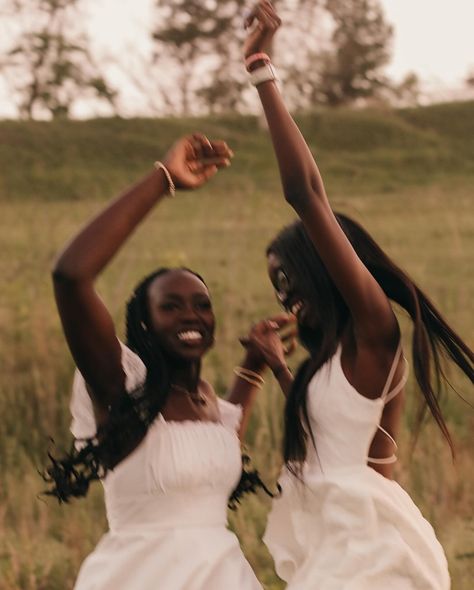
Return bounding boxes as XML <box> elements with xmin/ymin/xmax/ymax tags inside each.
<box><xmin>70</xmin><ymin>344</ymin><xmax>262</xmax><ymax>590</ymax></box>
<box><xmin>264</xmin><ymin>345</ymin><xmax>450</xmax><ymax>590</ymax></box>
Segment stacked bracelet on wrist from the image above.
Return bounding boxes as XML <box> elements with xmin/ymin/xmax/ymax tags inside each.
<box><xmin>233</xmin><ymin>366</ymin><xmax>265</xmax><ymax>388</ymax></box>
<box><xmin>245</xmin><ymin>52</ymin><xmax>279</xmax><ymax>87</ymax></box>
<box><xmin>154</xmin><ymin>161</ymin><xmax>176</xmax><ymax>198</ymax></box>
<box><xmin>245</xmin><ymin>52</ymin><xmax>271</xmax><ymax>71</ymax></box>
<box><xmin>249</xmin><ymin>64</ymin><xmax>278</xmax><ymax>87</ymax></box>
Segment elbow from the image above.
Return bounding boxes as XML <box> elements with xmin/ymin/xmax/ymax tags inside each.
<box><xmin>51</xmin><ymin>266</ymin><xmax>76</xmax><ymax>285</ymax></box>
<box><xmin>282</xmin><ymin>173</ymin><xmax>325</xmax><ymax>209</ymax></box>
<box><xmin>283</xmin><ymin>186</ymin><xmax>308</xmax><ymax>207</ymax></box>
<box><xmin>282</xmin><ymin>178</ymin><xmax>309</xmax><ymax>207</ymax></box>
<box><xmin>51</xmin><ymin>257</ymin><xmax>82</xmax><ymax>285</ymax></box>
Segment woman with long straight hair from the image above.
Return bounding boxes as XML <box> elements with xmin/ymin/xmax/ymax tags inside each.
<box><xmin>46</xmin><ymin>133</ymin><xmax>284</xmax><ymax>590</ymax></box>
<box><xmin>241</xmin><ymin>3</ymin><xmax>473</xmax><ymax>588</ymax></box>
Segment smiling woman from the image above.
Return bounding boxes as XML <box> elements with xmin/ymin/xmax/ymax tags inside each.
<box><xmin>42</xmin><ymin>133</ymin><xmax>273</xmax><ymax>590</ymax></box>
<box><xmin>239</xmin><ymin>3</ymin><xmax>474</xmax><ymax>589</ymax></box>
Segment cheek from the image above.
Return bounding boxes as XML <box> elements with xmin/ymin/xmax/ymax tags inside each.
<box><xmin>149</xmin><ymin>312</ymin><xmax>173</xmax><ymax>338</ymax></box>
<box><xmin>299</xmin><ymin>302</ymin><xmax>320</xmax><ymax>328</ymax></box>
<box><xmin>208</xmin><ymin>317</ymin><xmax>216</xmax><ymax>340</ymax></box>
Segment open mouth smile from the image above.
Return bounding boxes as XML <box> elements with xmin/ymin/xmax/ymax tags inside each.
<box><xmin>290</xmin><ymin>301</ymin><xmax>304</xmax><ymax>316</ymax></box>
<box><xmin>176</xmin><ymin>330</ymin><xmax>204</xmax><ymax>344</ymax></box>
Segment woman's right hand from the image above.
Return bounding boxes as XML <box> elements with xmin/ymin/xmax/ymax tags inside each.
<box><xmin>243</xmin><ymin>1</ymin><xmax>282</xmax><ymax>59</ymax></box>
<box><xmin>163</xmin><ymin>133</ymin><xmax>233</xmax><ymax>190</ymax></box>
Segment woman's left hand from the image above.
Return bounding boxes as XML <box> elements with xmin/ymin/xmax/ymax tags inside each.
<box><xmin>163</xmin><ymin>133</ymin><xmax>233</xmax><ymax>190</ymax></box>
<box><xmin>243</xmin><ymin>1</ymin><xmax>282</xmax><ymax>59</ymax></box>
<box><xmin>240</xmin><ymin>313</ymin><xmax>297</xmax><ymax>374</ymax></box>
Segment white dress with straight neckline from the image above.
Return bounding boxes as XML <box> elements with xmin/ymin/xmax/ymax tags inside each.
<box><xmin>263</xmin><ymin>344</ymin><xmax>450</xmax><ymax>589</ymax></box>
<box><xmin>70</xmin><ymin>343</ymin><xmax>262</xmax><ymax>590</ymax></box>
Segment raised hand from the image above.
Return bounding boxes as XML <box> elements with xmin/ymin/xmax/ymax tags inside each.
<box><xmin>243</xmin><ymin>0</ymin><xmax>282</xmax><ymax>59</ymax></box>
<box><xmin>240</xmin><ymin>313</ymin><xmax>297</xmax><ymax>374</ymax></box>
<box><xmin>163</xmin><ymin>133</ymin><xmax>233</xmax><ymax>190</ymax></box>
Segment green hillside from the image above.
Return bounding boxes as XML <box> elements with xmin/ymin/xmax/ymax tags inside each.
<box><xmin>0</xmin><ymin>102</ymin><xmax>473</xmax><ymax>589</ymax></box>
<box><xmin>1</xmin><ymin>101</ymin><xmax>474</xmax><ymax>203</ymax></box>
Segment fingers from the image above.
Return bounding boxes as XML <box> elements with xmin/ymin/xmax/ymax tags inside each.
<box><xmin>260</xmin><ymin>1</ymin><xmax>281</xmax><ymax>28</ymax></box>
<box><xmin>197</xmin><ymin>164</ymin><xmax>218</xmax><ymax>183</ymax></box>
<box><xmin>190</xmin><ymin>134</ymin><xmax>233</xmax><ymax>165</ymax></box>
<box><xmin>244</xmin><ymin>6</ymin><xmax>258</xmax><ymax>29</ymax></box>
<box><xmin>190</xmin><ymin>157</ymin><xmax>230</xmax><ymax>168</ymax></box>
<box><xmin>209</xmin><ymin>139</ymin><xmax>234</xmax><ymax>159</ymax></box>
<box><xmin>245</xmin><ymin>1</ymin><xmax>281</xmax><ymax>31</ymax></box>
<box><xmin>191</xmin><ymin>133</ymin><xmax>213</xmax><ymax>163</ymax></box>
<box><xmin>281</xmin><ymin>326</ymin><xmax>298</xmax><ymax>343</ymax></box>
<box><xmin>283</xmin><ymin>337</ymin><xmax>297</xmax><ymax>356</ymax></box>
<box><xmin>249</xmin><ymin>315</ymin><xmax>296</xmax><ymax>340</ymax></box>
<box><xmin>266</xmin><ymin>313</ymin><xmax>297</xmax><ymax>329</ymax></box>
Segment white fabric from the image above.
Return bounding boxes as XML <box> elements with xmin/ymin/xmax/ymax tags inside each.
<box><xmin>264</xmin><ymin>345</ymin><xmax>450</xmax><ymax>589</ymax></box>
<box><xmin>70</xmin><ymin>343</ymin><xmax>261</xmax><ymax>590</ymax></box>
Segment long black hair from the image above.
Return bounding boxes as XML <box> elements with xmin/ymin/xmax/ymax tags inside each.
<box><xmin>268</xmin><ymin>216</ymin><xmax>474</xmax><ymax>474</ymax></box>
<box><xmin>43</xmin><ymin>268</ymin><xmax>276</xmax><ymax>506</ymax></box>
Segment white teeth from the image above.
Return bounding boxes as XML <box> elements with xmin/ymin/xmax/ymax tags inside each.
<box><xmin>291</xmin><ymin>301</ymin><xmax>303</xmax><ymax>315</ymax></box>
<box><xmin>177</xmin><ymin>330</ymin><xmax>202</xmax><ymax>342</ymax></box>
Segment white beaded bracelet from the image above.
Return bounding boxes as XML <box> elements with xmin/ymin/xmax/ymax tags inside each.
<box><xmin>154</xmin><ymin>161</ymin><xmax>176</xmax><ymax>197</ymax></box>
<box><xmin>249</xmin><ymin>63</ymin><xmax>278</xmax><ymax>87</ymax></box>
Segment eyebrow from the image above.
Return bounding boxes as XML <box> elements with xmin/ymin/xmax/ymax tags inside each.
<box><xmin>159</xmin><ymin>292</ymin><xmax>210</xmax><ymax>301</ymax></box>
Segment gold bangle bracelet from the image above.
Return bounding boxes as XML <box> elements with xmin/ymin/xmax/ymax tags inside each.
<box><xmin>233</xmin><ymin>368</ymin><xmax>264</xmax><ymax>388</ymax></box>
<box><xmin>234</xmin><ymin>366</ymin><xmax>265</xmax><ymax>383</ymax></box>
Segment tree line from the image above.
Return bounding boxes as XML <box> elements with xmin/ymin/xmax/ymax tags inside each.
<box><xmin>1</xmin><ymin>0</ymin><xmax>421</xmax><ymax>119</ymax></box>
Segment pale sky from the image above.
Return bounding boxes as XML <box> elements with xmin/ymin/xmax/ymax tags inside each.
<box><xmin>1</xmin><ymin>0</ymin><xmax>473</xmax><ymax>118</ymax></box>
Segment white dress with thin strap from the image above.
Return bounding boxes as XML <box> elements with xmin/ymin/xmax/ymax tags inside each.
<box><xmin>70</xmin><ymin>344</ymin><xmax>262</xmax><ymax>590</ymax></box>
<box><xmin>263</xmin><ymin>345</ymin><xmax>450</xmax><ymax>589</ymax></box>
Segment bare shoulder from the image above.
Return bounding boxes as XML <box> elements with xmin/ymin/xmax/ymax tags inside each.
<box><xmin>341</xmin><ymin>326</ymin><xmax>404</xmax><ymax>401</ymax></box>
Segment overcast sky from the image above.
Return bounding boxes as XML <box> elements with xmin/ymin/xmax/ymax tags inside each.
<box><xmin>1</xmin><ymin>0</ymin><xmax>473</xmax><ymax>118</ymax></box>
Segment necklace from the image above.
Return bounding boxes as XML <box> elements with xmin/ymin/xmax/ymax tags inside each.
<box><xmin>170</xmin><ymin>383</ymin><xmax>207</xmax><ymax>406</ymax></box>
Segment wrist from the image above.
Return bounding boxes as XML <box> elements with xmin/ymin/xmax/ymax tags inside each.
<box><xmin>248</xmin><ymin>63</ymin><xmax>279</xmax><ymax>87</ymax></box>
<box><xmin>153</xmin><ymin>161</ymin><xmax>176</xmax><ymax>197</ymax></box>
<box><xmin>247</xmin><ymin>59</ymin><xmax>267</xmax><ymax>73</ymax></box>
<box><xmin>241</xmin><ymin>354</ymin><xmax>268</xmax><ymax>374</ymax></box>
<box><xmin>245</xmin><ymin>52</ymin><xmax>271</xmax><ymax>72</ymax></box>
<box><xmin>272</xmin><ymin>363</ymin><xmax>290</xmax><ymax>380</ymax></box>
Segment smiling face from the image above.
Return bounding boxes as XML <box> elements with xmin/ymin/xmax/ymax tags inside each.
<box><xmin>267</xmin><ymin>252</ymin><xmax>308</xmax><ymax>321</ymax></box>
<box><xmin>146</xmin><ymin>269</ymin><xmax>215</xmax><ymax>361</ymax></box>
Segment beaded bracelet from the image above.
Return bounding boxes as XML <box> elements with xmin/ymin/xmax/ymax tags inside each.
<box><xmin>154</xmin><ymin>161</ymin><xmax>176</xmax><ymax>197</ymax></box>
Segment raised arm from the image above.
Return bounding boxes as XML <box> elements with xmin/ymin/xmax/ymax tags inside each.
<box><xmin>52</xmin><ymin>135</ymin><xmax>232</xmax><ymax>423</ymax></box>
<box><xmin>243</xmin><ymin>2</ymin><xmax>398</xmax><ymax>351</ymax></box>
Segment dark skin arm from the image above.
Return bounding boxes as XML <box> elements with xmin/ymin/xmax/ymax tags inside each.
<box><xmin>227</xmin><ymin>314</ymin><xmax>296</xmax><ymax>437</ymax></box>
<box><xmin>52</xmin><ymin>135</ymin><xmax>233</xmax><ymax>427</ymax></box>
<box><xmin>244</xmin><ymin>2</ymin><xmax>401</xmax><ymax>399</ymax></box>
<box><xmin>244</xmin><ymin>2</ymin><xmax>406</xmax><ymax>478</ymax></box>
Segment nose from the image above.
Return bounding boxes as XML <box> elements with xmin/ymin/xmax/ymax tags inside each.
<box><xmin>180</xmin><ymin>303</ymin><xmax>201</xmax><ymax>323</ymax></box>
<box><xmin>275</xmin><ymin>289</ymin><xmax>290</xmax><ymax>310</ymax></box>
<box><xmin>276</xmin><ymin>290</ymin><xmax>285</xmax><ymax>303</ymax></box>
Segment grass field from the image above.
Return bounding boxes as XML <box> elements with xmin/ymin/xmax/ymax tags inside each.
<box><xmin>0</xmin><ymin>101</ymin><xmax>473</xmax><ymax>589</ymax></box>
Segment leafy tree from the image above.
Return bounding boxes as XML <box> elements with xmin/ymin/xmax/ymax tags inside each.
<box><xmin>1</xmin><ymin>0</ymin><xmax>116</xmax><ymax>119</ymax></box>
<box><xmin>151</xmin><ymin>0</ymin><xmax>393</xmax><ymax>114</ymax></box>
<box><xmin>152</xmin><ymin>0</ymin><xmax>249</xmax><ymax>115</ymax></box>
<box><xmin>318</xmin><ymin>0</ymin><xmax>393</xmax><ymax>106</ymax></box>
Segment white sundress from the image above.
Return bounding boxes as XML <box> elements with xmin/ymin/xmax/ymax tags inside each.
<box><xmin>70</xmin><ymin>343</ymin><xmax>262</xmax><ymax>590</ymax></box>
<box><xmin>263</xmin><ymin>344</ymin><xmax>450</xmax><ymax>590</ymax></box>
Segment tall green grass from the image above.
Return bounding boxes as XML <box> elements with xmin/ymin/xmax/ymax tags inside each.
<box><xmin>1</xmin><ymin>102</ymin><xmax>473</xmax><ymax>589</ymax></box>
